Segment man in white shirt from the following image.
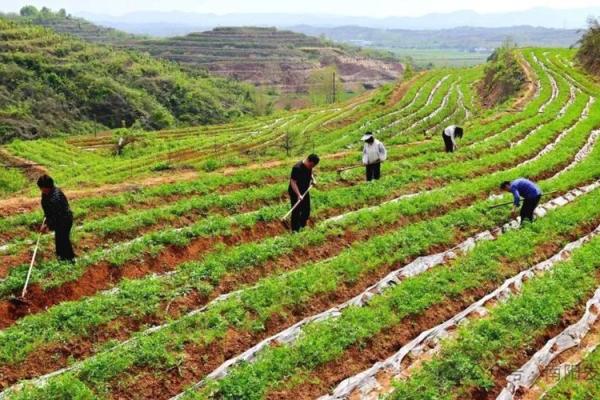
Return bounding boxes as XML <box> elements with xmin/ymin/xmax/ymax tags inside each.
<box><xmin>442</xmin><ymin>125</ymin><xmax>464</xmax><ymax>153</ymax></box>
<box><xmin>362</xmin><ymin>132</ymin><xmax>387</xmax><ymax>181</ymax></box>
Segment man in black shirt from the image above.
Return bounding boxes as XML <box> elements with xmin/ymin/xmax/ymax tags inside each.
<box><xmin>288</xmin><ymin>154</ymin><xmax>320</xmax><ymax>232</ymax></box>
<box><xmin>38</xmin><ymin>175</ymin><xmax>75</xmax><ymax>262</ymax></box>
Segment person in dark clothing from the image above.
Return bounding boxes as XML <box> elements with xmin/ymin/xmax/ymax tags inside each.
<box><xmin>288</xmin><ymin>154</ymin><xmax>320</xmax><ymax>232</ymax></box>
<box><xmin>37</xmin><ymin>175</ymin><xmax>75</xmax><ymax>262</ymax></box>
<box><xmin>500</xmin><ymin>178</ymin><xmax>543</xmax><ymax>224</ymax></box>
<box><xmin>442</xmin><ymin>125</ymin><xmax>464</xmax><ymax>153</ymax></box>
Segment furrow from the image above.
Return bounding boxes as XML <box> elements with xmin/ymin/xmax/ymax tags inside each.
<box><xmin>497</xmin><ymin>288</ymin><xmax>600</xmax><ymax>400</ymax></box>
<box><xmin>319</xmin><ymin>224</ymin><xmax>600</xmax><ymax>400</ymax></box>
<box><xmin>166</xmin><ymin>182</ymin><xmax>600</xmax><ymax>400</ymax></box>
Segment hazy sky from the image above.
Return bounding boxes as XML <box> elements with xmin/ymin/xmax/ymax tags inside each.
<box><xmin>1</xmin><ymin>0</ymin><xmax>599</xmax><ymax>17</ymax></box>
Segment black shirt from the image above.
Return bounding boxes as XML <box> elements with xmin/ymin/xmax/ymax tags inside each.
<box><xmin>288</xmin><ymin>161</ymin><xmax>312</xmax><ymax>195</ymax></box>
<box><xmin>41</xmin><ymin>187</ymin><xmax>73</xmax><ymax>230</ymax></box>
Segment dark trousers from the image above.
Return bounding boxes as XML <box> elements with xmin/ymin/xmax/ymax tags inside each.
<box><xmin>54</xmin><ymin>218</ymin><xmax>75</xmax><ymax>261</ymax></box>
<box><xmin>289</xmin><ymin>192</ymin><xmax>311</xmax><ymax>232</ymax></box>
<box><xmin>443</xmin><ymin>133</ymin><xmax>454</xmax><ymax>153</ymax></box>
<box><xmin>521</xmin><ymin>195</ymin><xmax>542</xmax><ymax>223</ymax></box>
<box><xmin>366</xmin><ymin>162</ymin><xmax>381</xmax><ymax>181</ymax></box>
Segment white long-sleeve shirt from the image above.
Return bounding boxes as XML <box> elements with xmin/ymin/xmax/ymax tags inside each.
<box><xmin>443</xmin><ymin>125</ymin><xmax>458</xmax><ymax>148</ymax></box>
<box><xmin>362</xmin><ymin>139</ymin><xmax>387</xmax><ymax>165</ymax></box>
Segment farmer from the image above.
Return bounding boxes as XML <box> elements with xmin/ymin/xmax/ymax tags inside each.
<box><xmin>288</xmin><ymin>154</ymin><xmax>320</xmax><ymax>232</ymax></box>
<box><xmin>500</xmin><ymin>178</ymin><xmax>543</xmax><ymax>224</ymax></box>
<box><xmin>442</xmin><ymin>125</ymin><xmax>464</xmax><ymax>153</ymax></box>
<box><xmin>361</xmin><ymin>132</ymin><xmax>387</xmax><ymax>182</ymax></box>
<box><xmin>37</xmin><ymin>175</ymin><xmax>75</xmax><ymax>262</ymax></box>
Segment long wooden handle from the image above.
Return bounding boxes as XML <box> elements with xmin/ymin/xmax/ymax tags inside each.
<box><xmin>21</xmin><ymin>218</ymin><xmax>46</xmax><ymax>298</ymax></box>
<box><xmin>336</xmin><ymin>165</ymin><xmax>363</xmax><ymax>174</ymax></box>
<box><xmin>488</xmin><ymin>191</ymin><xmax>558</xmax><ymax>210</ymax></box>
<box><xmin>282</xmin><ymin>186</ymin><xmax>313</xmax><ymax>221</ymax></box>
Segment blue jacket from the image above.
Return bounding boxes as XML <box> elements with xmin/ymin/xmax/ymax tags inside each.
<box><xmin>510</xmin><ymin>178</ymin><xmax>542</xmax><ymax>207</ymax></box>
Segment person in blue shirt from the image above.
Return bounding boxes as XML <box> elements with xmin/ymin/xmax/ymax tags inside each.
<box><xmin>500</xmin><ymin>178</ymin><xmax>543</xmax><ymax>224</ymax></box>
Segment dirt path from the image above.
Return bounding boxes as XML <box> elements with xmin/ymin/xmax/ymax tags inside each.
<box><xmin>0</xmin><ymin>150</ymin><xmax>48</xmax><ymax>182</ymax></box>
<box><xmin>513</xmin><ymin>56</ymin><xmax>539</xmax><ymax>112</ymax></box>
<box><xmin>0</xmin><ymin>170</ymin><xmax>200</xmax><ymax>217</ymax></box>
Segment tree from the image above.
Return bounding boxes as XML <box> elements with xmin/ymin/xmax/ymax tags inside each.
<box><xmin>577</xmin><ymin>18</ymin><xmax>600</xmax><ymax>75</ymax></box>
<box><xmin>282</xmin><ymin>132</ymin><xmax>294</xmax><ymax>156</ymax></box>
<box><xmin>19</xmin><ymin>6</ymin><xmax>39</xmax><ymax>17</ymax></box>
<box><xmin>308</xmin><ymin>66</ymin><xmax>343</xmax><ymax>106</ymax></box>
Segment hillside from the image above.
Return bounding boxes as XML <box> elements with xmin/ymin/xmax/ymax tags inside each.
<box><xmin>5</xmin><ymin>5</ymin><xmax>138</xmax><ymax>43</ymax></box>
<box><xmin>7</xmin><ymin>9</ymin><xmax>404</xmax><ymax>95</ymax></box>
<box><xmin>0</xmin><ymin>16</ymin><xmax>256</xmax><ymax>142</ymax></box>
<box><xmin>478</xmin><ymin>44</ymin><xmax>527</xmax><ymax>107</ymax></box>
<box><xmin>293</xmin><ymin>25</ymin><xmax>583</xmax><ymax>51</ymax></box>
<box><xmin>1</xmin><ymin>46</ymin><xmax>600</xmax><ymax>400</ymax></box>
<box><xmin>577</xmin><ymin>18</ymin><xmax>600</xmax><ymax>76</ymax></box>
<box><xmin>128</xmin><ymin>27</ymin><xmax>404</xmax><ymax>92</ymax></box>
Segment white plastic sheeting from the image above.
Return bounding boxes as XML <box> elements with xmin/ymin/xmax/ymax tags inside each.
<box><xmin>166</xmin><ymin>182</ymin><xmax>600</xmax><ymax>400</ymax></box>
<box><xmin>378</xmin><ymin>75</ymin><xmax>451</xmax><ymax>133</ymax></box>
<box><xmin>536</xmin><ymin>56</ymin><xmax>559</xmax><ymax>115</ymax></box>
<box><xmin>518</xmin><ymin>97</ymin><xmax>595</xmax><ymax>168</ymax></box>
<box><xmin>405</xmin><ymin>83</ymin><xmax>456</xmax><ymax>133</ymax></box>
<box><xmin>497</xmin><ymin>287</ymin><xmax>600</xmax><ymax>400</ymax></box>
<box><xmin>319</xmin><ymin>224</ymin><xmax>600</xmax><ymax>400</ymax></box>
<box><xmin>553</xmin><ymin>129</ymin><xmax>600</xmax><ymax>179</ymax></box>
<box><xmin>3</xmin><ymin>181</ymin><xmax>600</xmax><ymax>400</ymax></box>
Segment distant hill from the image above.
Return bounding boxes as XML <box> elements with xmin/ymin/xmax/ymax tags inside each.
<box><xmin>292</xmin><ymin>25</ymin><xmax>583</xmax><ymax>52</ymax></box>
<box><xmin>0</xmin><ymin>16</ymin><xmax>256</xmax><ymax>142</ymax></box>
<box><xmin>4</xmin><ymin>6</ymin><xmax>139</xmax><ymax>43</ymax></box>
<box><xmin>7</xmin><ymin>9</ymin><xmax>404</xmax><ymax>94</ymax></box>
<box><xmin>80</xmin><ymin>7</ymin><xmax>599</xmax><ymax>32</ymax></box>
<box><xmin>127</xmin><ymin>27</ymin><xmax>404</xmax><ymax>92</ymax></box>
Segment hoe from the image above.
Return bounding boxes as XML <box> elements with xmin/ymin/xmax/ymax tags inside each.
<box><xmin>487</xmin><ymin>191</ymin><xmax>559</xmax><ymax>210</ymax></box>
<box><xmin>336</xmin><ymin>164</ymin><xmax>362</xmax><ymax>181</ymax></box>
<box><xmin>281</xmin><ymin>185</ymin><xmax>313</xmax><ymax>229</ymax></box>
<box><xmin>9</xmin><ymin>218</ymin><xmax>45</xmax><ymax>307</ymax></box>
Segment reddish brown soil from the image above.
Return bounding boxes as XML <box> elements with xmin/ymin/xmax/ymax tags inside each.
<box><xmin>0</xmin><ymin>150</ymin><xmax>48</xmax><ymax>182</ymax></box>
<box><xmin>265</xmin><ymin>224</ymin><xmax>598</xmax><ymax>400</ymax></box>
<box><xmin>0</xmin><ymin>221</ymin><xmax>285</xmax><ymax>329</ymax></box>
<box><xmin>0</xmin><ymin>170</ymin><xmax>200</xmax><ymax>217</ymax></box>
<box><xmin>477</xmin><ymin>281</ymin><xmax>598</xmax><ymax>400</ymax></box>
<box><xmin>388</xmin><ymin>73</ymin><xmax>426</xmax><ymax>106</ymax></box>
<box><xmin>512</xmin><ymin>56</ymin><xmax>539</xmax><ymax>112</ymax></box>
<box><xmin>0</xmin><ymin>193</ymin><xmax>468</xmax><ymax>387</ymax></box>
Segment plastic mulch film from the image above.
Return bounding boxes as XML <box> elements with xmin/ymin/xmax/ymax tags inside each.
<box><xmin>496</xmin><ymin>288</ymin><xmax>600</xmax><ymax>399</ymax></box>
<box><xmin>2</xmin><ymin>181</ymin><xmax>599</xmax><ymax>400</ymax></box>
<box><xmin>319</xmin><ymin>224</ymin><xmax>600</xmax><ymax>400</ymax></box>
<box><xmin>168</xmin><ymin>182</ymin><xmax>600</xmax><ymax>400</ymax></box>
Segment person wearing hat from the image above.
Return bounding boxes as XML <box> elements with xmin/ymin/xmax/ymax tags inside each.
<box><xmin>361</xmin><ymin>132</ymin><xmax>387</xmax><ymax>182</ymax></box>
<box><xmin>442</xmin><ymin>125</ymin><xmax>464</xmax><ymax>153</ymax></box>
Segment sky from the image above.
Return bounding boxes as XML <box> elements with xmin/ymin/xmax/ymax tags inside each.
<box><xmin>1</xmin><ymin>0</ymin><xmax>599</xmax><ymax>17</ymax></box>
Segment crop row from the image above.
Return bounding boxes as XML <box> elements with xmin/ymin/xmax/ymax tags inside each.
<box><xmin>0</xmin><ymin>93</ymin><xmax>596</xmax><ymax>394</ymax></box>
<box><xmin>6</xmin><ymin>143</ymin><xmax>598</xmax><ymax>400</ymax></box>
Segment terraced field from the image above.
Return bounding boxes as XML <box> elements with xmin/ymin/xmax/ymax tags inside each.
<box><xmin>1</xmin><ymin>47</ymin><xmax>600</xmax><ymax>400</ymax></box>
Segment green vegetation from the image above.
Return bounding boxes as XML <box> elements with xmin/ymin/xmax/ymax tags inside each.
<box><xmin>0</xmin><ymin>45</ymin><xmax>599</xmax><ymax>400</ymax></box>
<box><xmin>577</xmin><ymin>18</ymin><xmax>600</xmax><ymax>76</ymax></box>
<box><xmin>3</xmin><ymin>5</ymin><xmax>138</xmax><ymax>43</ymax></box>
<box><xmin>5</xmin><ymin>8</ymin><xmax>404</xmax><ymax>107</ymax></box>
<box><xmin>389</xmin><ymin>234</ymin><xmax>600</xmax><ymax>400</ymax></box>
<box><xmin>477</xmin><ymin>42</ymin><xmax>526</xmax><ymax>107</ymax></box>
<box><xmin>0</xmin><ymin>16</ymin><xmax>256</xmax><ymax>142</ymax></box>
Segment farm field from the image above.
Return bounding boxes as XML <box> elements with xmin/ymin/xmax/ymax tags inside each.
<box><xmin>389</xmin><ymin>48</ymin><xmax>490</xmax><ymax>67</ymax></box>
<box><xmin>1</xmin><ymin>46</ymin><xmax>600</xmax><ymax>400</ymax></box>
